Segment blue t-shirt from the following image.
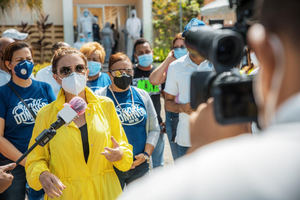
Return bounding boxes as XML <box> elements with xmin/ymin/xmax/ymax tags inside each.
<box><xmin>106</xmin><ymin>87</ymin><xmax>147</xmax><ymax>156</ymax></box>
<box><xmin>0</xmin><ymin>79</ymin><xmax>55</xmax><ymax>159</ymax></box>
<box><xmin>87</xmin><ymin>73</ymin><xmax>111</xmax><ymax>92</ymax></box>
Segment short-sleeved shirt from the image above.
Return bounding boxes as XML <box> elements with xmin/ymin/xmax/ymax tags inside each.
<box><xmin>35</xmin><ymin>65</ymin><xmax>61</xmax><ymax>97</ymax></box>
<box><xmin>106</xmin><ymin>87</ymin><xmax>147</xmax><ymax>156</ymax></box>
<box><xmin>0</xmin><ymin>69</ymin><xmax>11</xmax><ymax>87</ymax></box>
<box><xmin>132</xmin><ymin>66</ymin><xmax>162</xmax><ymax>124</ymax></box>
<box><xmin>0</xmin><ymin>79</ymin><xmax>55</xmax><ymax>159</ymax></box>
<box><xmin>87</xmin><ymin>73</ymin><xmax>111</xmax><ymax>92</ymax></box>
<box><xmin>164</xmin><ymin>55</ymin><xmax>213</xmax><ymax>147</ymax></box>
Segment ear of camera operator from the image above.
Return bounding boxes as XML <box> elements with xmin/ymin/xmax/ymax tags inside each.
<box><xmin>163</xmin><ymin>18</ymin><xmax>213</xmax><ymax>156</ymax></box>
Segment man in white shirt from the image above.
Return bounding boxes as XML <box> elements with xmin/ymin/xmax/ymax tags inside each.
<box><xmin>164</xmin><ymin>19</ymin><xmax>213</xmax><ymax>158</ymax></box>
<box><xmin>0</xmin><ymin>37</ymin><xmax>14</xmax><ymax>86</ymax></box>
<box><xmin>120</xmin><ymin>0</ymin><xmax>300</xmax><ymax>199</ymax></box>
<box><xmin>35</xmin><ymin>42</ymin><xmax>70</xmax><ymax>97</ymax></box>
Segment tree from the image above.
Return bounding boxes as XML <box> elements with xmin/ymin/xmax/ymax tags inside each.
<box><xmin>0</xmin><ymin>0</ymin><xmax>42</xmax><ymax>13</ymax></box>
<box><xmin>152</xmin><ymin>0</ymin><xmax>204</xmax><ymax>61</ymax></box>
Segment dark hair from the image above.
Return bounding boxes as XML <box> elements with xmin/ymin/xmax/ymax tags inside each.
<box><xmin>108</xmin><ymin>52</ymin><xmax>132</xmax><ymax>70</ymax></box>
<box><xmin>3</xmin><ymin>41</ymin><xmax>33</xmax><ymax>64</ymax></box>
<box><xmin>51</xmin><ymin>42</ymin><xmax>70</xmax><ymax>54</ymax></box>
<box><xmin>133</xmin><ymin>38</ymin><xmax>151</xmax><ymax>53</ymax></box>
<box><xmin>257</xmin><ymin>0</ymin><xmax>300</xmax><ymax>47</ymax></box>
<box><xmin>52</xmin><ymin>47</ymin><xmax>87</xmax><ymax>74</ymax></box>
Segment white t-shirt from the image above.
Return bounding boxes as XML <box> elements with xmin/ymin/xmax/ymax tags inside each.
<box><xmin>164</xmin><ymin>55</ymin><xmax>213</xmax><ymax>147</ymax></box>
<box><xmin>35</xmin><ymin>65</ymin><xmax>60</xmax><ymax>97</ymax></box>
<box><xmin>0</xmin><ymin>69</ymin><xmax>11</xmax><ymax>86</ymax></box>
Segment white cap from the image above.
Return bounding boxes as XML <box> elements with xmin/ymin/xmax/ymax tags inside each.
<box><xmin>2</xmin><ymin>29</ymin><xmax>28</xmax><ymax>40</ymax></box>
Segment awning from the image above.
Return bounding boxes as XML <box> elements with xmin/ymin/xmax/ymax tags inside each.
<box><xmin>200</xmin><ymin>0</ymin><xmax>233</xmax><ymax>16</ymax></box>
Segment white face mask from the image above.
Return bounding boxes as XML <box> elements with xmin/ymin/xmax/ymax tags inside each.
<box><xmin>61</xmin><ymin>72</ymin><xmax>87</xmax><ymax>95</ymax></box>
<box><xmin>254</xmin><ymin>33</ymin><xmax>285</xmax><ymax>128</ymax></box>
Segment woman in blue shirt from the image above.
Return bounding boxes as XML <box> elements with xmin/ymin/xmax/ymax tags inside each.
<box><xmin>80</xmin><ymin>42</ymin><xmax>111</xmax><ymax>92</ymax></box>
<box><xmin>0</xmin><ymin>42</ymin><xmax>55</xmax><ymax>200</ymax></box>
<box><xmin>96</xmin><ymin>53</ymin><xmax>160</xmax><ymax>189</ymax></box>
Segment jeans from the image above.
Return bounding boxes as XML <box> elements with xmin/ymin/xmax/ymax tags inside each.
<box><xmin>177</xmin><ymin>145</ymin><xmax>189</xmax><ymax>158</ymax></box>
<box><xmin>0</xmin><ymin>160</ymin><xmax>44</xmax><ymax>200</ymax></box>
<box><xmin>114</xmin><ymin>161</ymin><xmax>149</xmax><ymax>189</ymax></box>
<box><xmin>151</xmin><ymin>133</ymin><xmax>165</xmax><ymax>168</ymax></box>
<box><xmin>165</xmin><ymin>111</ymin><xmax>180</xmax><ymax>160</ymax></box>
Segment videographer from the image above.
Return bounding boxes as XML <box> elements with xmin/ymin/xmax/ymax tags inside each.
<box><xmin>120</xmin><ymin>0</ymin><xmax>300</xmax><ymax>199</ymax></box>
<box><xmin>163</xmin><ymin>19</ymin><xmax>213</xmax><ymax>158</ymax></box>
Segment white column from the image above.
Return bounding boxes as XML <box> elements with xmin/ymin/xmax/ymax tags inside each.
<box><xmin>142</xmin><ymin>0</ymin><xmax>153</xmax><ymax>44</ymax></box>
<box><xmin>62</xmin><ymin>0</ymin><xmax>74</xmax><ymax>46</ymax></box>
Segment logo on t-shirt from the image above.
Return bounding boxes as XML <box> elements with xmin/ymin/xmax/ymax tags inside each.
<box><xmin>115</xmin><ymin>103</ymin><xmax>146</xmax><ymax>126</ymax></box>
<box><xmin>12</xmin><ymin>98</ymin><xmax>47</xmax><ymax>125</ymax></box>
<box><xmin>132</xmin><ymin>78</ymin><xmax>161</xmax><ymax>96</ymax></box>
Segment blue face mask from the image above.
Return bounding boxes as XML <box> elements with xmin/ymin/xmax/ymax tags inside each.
<box><xmin>14</xmin><ymin>60</ymin><xmax>34</xmax><ymax>80</ymax></box>
<box><xmin>80</xmin><ymin>38</ymin><xmax>85</xmax><ymax>42</ymax></box>
<box><xmin>138</xmin><ymin>54</ymin><xmax>153</xmax><ymax>67</ymax></box>
<box><xmin>84</xmin><ymin>12</ymin><xmax>89</xmax><ymax>17</ymax></box>
<box><xmin>87</xmin><ymin>61</ymin><xmax>102</xmax><ymax>77</ymax></box>
<box><xmin>174</xmin><ymin>48</ymin><xmax>188</xmax><ymax>59</ymax></box>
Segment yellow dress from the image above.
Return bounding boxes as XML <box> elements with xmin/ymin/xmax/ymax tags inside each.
<box><xmin>25</xmin><ymin>87</ymin><xmax>133</xmax><ymax>200</ymax></box>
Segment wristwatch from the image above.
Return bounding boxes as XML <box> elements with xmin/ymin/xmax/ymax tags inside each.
<box><xmin>143</xmin><ymin>152</ymin><xmax>150</xmax><ymax>164</ymax></box>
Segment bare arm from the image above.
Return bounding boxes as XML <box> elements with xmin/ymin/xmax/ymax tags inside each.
<box><xmin>0</xmin><ymin>118</ymin><xmax>26</xmax><ymax>166</ymax></box>
<box><xmin>149</xmin><ymin>51</ymin><xmax>176</xmax><ymax>85</ymax></box>
<box><xmin>165</xmin><ymin>93</ymin><xmax>193</xmax><ymax>115</ymax></box>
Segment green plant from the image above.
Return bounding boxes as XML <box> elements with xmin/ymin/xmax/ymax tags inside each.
<box><xmin>0</xmin><ymin>0</ymin><xmax>42</xmax><ymax>13</ymax></box>
<box><xmin>152</xmin><ymin>0</ymin><xmax>204</xmax><ymax>61</ymax></box>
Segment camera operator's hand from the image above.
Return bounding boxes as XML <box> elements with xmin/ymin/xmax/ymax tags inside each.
<box><xmin>0</xmin><ymin>163</ymin><xmax>16</xmax><ymax>193</ymax></box>
<box><xmin>180</xmin><ymin>103</ymin><xmax>193</xmax><ymax>115</ymax></box>
<box><xmin>188</xmin><ymin>98</ymin><xmax>251</xmax><ymax>153</ymax></box>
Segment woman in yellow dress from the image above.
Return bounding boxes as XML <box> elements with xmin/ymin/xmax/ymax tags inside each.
<box><xmin>25</xmin><ymin>47</ymin><xmax>133</xmax><ymax>200</ymax></box>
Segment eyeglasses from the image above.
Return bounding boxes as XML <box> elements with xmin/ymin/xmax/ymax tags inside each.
<box><xmin>109</xmin><ymin>68</ymin><xmax>133</xmax><ymax>77</ymax></box>
<box><xmin>173</xmin><ymin>45</ymin><xmax>186</xmax><ymax>49</ymax></box>
<box><xmin>58</xmin><ymin>64</ymin><xmax>87</xmax><ymax>77</ymax></box>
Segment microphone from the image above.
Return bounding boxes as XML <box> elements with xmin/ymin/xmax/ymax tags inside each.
<box><xmin>49</xmin><ymin>96</ymin><xmax>87</xmax><ymax>130</ymax></box>
<box><xmin>15</xmin><ymin>96</ymin><xmax>87</xmax><ymax>165</ymax></box>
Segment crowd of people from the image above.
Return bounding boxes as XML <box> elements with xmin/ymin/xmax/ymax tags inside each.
<box><xmin>1</xmin><ymin>0</ymin><xmax>300</xmax><ymax>199</ymax></box>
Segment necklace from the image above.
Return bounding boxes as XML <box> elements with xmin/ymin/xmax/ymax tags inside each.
<box><xmin>108</xmin><ymin>86</ymin><xmax>135</xmax><ymax>109</ymax></box>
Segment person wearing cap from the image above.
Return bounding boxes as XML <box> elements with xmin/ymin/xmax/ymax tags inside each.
<box><xmin>0</xmin><ymin>37</ymin><xmax>15</xmax><ymax>86</ymax></box>
<box><xmin>162</xmin><ymin>18</ymin><xmax>213</xmax><ymax>158</ymax></box>
<box><xmin>121</xmin><ymin>0</ymin><xmax>300</xmax><ymax>199</ymax></box>
<box><xmin>2</xmin><ymin>29</ymin><xmax>28</xmax><ymax>41</ymax></box>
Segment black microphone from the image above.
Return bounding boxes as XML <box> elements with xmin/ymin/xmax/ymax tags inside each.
<box><xmin>15</xmin><ymin>97</ymin><xmax>87</xmax><ymax>165</ymax></box>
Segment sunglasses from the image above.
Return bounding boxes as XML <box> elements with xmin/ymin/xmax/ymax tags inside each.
<box><xmin>109</xmin><ymin>68</ymin><xmax>133</xmax><ymax>77</ymax></box>
<box><xmin>59</xmin><ymin>64</ymin><xmax>87</xmax><ymax>77</ymax></box>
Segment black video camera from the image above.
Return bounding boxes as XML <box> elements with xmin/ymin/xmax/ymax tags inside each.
<box><xmin>189</xmin><ymin>0</ymin><xmax>257</xmax><ymax>125</ymax></box>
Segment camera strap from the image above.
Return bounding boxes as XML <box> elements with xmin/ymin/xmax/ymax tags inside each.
<box><xmin>7</xmin><ymin>83</ymin><xmax>37</xmax><ymax>120</ymax></box>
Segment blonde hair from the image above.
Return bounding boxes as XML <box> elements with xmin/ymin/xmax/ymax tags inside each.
<box><xmin>172</xmin><ymin>33</ymin><xmax>184</xmax><ymax>48</ymax></box>
<box><xmin>80</xmin><ymin>42</ymin><xmax>105</xmax><ymax>64</ymax></box>
<box><xmin>52</xmin><ymin>47</ymin><xmax>87</xmax><ymax>74</ymax></box>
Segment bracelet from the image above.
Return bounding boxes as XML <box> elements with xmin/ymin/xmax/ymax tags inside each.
<box><xmin>143</xmin><ymin>152</ymin><xmax>150</xmax><ymax>157</ymax></box>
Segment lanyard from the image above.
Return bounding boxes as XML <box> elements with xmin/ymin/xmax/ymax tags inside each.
<box><xmin>108</xmin><ymin>86</ymin><xmax>135</xmax><ymax>109</ymax></box>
